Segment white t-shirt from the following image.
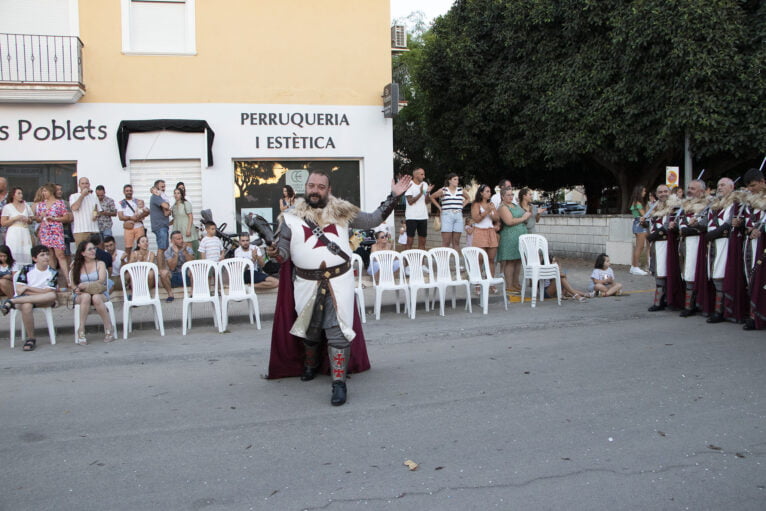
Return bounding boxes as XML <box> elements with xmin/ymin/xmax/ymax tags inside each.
<box><xmin>117</xmin><ymin>198</ymin><xmax>145</xmax><ymax>228</ymax></box>
<box><xmin>590</xmin><ymin>267</ymin><xmax>614</xmax><ymax>282</ymax></box>
<box><xmin>234</xmin><ymin>245</ymin><xmax>263</xmax><ymax>270</ymax></box>
<box><xmin>20</xmin><ymin>265</ymin><xmax>57</xmax><ymax>291</ymax></box>
<box><xmin>110</xmin><ymin>249</ymin><xmax>126</xmax><ymax>277</ymax></box>
<box><xmin>199</xmin><ymin>235</ymin><xmax>223</xmax><ymax>262</ymax></box>
<box><xmin>69</xmin><ymin>191</ymin><xmax>100</xmax><ymax>233</ymax></box>
<box><xmin>404</xmin><ymin>181</ymin><xmax>429</xmax><ymax>220</ymax></box>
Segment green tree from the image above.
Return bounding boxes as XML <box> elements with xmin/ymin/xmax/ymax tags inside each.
<box><xmin>407</xmin><ymin>0</ymin><xmax>766</xmax><ymax>210</ymax></box>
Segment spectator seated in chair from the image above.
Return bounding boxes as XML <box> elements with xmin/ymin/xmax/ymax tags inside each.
<box><xmin>233</xmin><ymin>233</ymin><xmax>278</xmax><ymax>290</ymax></box>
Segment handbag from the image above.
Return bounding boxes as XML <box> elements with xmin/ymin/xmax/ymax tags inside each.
<box><xmin>432</xmin><ymin>215</ymin><xmax>441</xmax><ymax>231</ymax></box>
<box><xmin>82</xmin><ymin>281</ymin><xmax>107</xmax><ymax>294</ymax></box>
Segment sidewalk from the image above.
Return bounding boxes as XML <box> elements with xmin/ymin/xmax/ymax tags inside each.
<box><xmin>0</xmin><ymin>257</ymin><xmax>655</xmax><ymax>346</ymax></box>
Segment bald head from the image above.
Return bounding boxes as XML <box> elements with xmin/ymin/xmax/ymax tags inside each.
<box><xmin>716</xmin><ymin>178</ymin><xmax>734</xmax><ymax>197</ymax></box>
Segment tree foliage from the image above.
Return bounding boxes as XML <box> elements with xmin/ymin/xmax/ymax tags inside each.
<box><xmin>397</xmin><ymin>0</ymin><xmax>766</xmax><ymax>210</ymax></box>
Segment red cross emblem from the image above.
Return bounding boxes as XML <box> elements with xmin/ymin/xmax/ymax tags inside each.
<box><xmin>302</xmin><ymin>224</ymin><xmax>339</xmax><ymax>249</ymax></box>
<box><xmin>332</xmin><ymin>352</ymin><xmax>346</xmax><ymax>367</ymax></box>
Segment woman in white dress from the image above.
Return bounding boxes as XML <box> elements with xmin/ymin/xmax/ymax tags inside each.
<box><xmin>1</xmin><ymin>187</ymin><xmax>34</xmax><ymax>266</ymax></box>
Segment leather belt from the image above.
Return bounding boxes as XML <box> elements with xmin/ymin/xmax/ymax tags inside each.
<box><xmin>294</xmin><ymin>261</ymin><xmax>350</xmax><ymax>281</ymax></box>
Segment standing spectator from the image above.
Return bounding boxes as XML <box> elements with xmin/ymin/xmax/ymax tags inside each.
<box><xmin>164</xmin><ymin>230</ymin><xmax>197</xmax><ymax>301</ymax></box>
<box><xmin>498</xmin><ymin>187</ymin><xmax>531</xmax><ymax>294</ymax></box>
<box><xmin>171</xmin><ymin>187</ymin><xmax>196</xmax><ymax>249</ymax></box>
<box><xmin>103</xmin><ymin>235</ymin><xmax>126</xmax><ymax>291</ymax></box>
<box><xmin>155</xmin><ymin>179</ymin><xmax>172</xmax><ymax>205</ymax></box>
<box><xmin>629</xmin><ymin>185</ymin><xmax>650</xmax><ymax>276</ymax></box>
<box><xmin>0</xmin><ymin>245</ymin><xmax>18</xmax><ymax>298</ymax></box>
<box><xmin>234</xmin><ymin>232</ymin><xmax>278</xmax><ymax>289</ymax></box>
<box><xmin>429</xmin><ymin>173</ymin><xmax>469</xmax><ymax>249</ymax></box>
<box><xmin>470</xmin><ymin>184</ymin><xmax>499</xmax><ymax>279</ymax></box>
<box><xmin>198</xmin><ymin>221</ymin><xmax>224</xmax><ymax>262</ymax></box>
<box><xmin>1</xmin><ymin>245</ymin><xmax>58</xmax><ymax>351</ymax></box>
<box><xmin>1</xmin><ymin>187</ymin><xmax>34</xmax><ymax>265</ymax></box>
<box><xmin>70</xmin><ymin>240</ymin><xmax>114</xmax><ymax>345</ymax></box>
<box><xmin>175</xmin><ymin>181</ymin><xmax>186</xmax><ymax>194</ymax></box>
<box><xmin>404</xmin><ymin>168</ymin><xmax>433</xmax><ymax>250</ymax></box>
<box><xmin>34</xmin><ymin>183</ymin><xmax>70</xmax><ymax>285</ymax></box>
<box><xmin>94</xmin><ymin>185</ymin><xmax>117</xmax><ymax>244</ymax></box>
<box><xmin>116</xmin><ymin>184</ymin><xmax>148</xmax><ymax>259</ymax></box>
<box><xmin>279</xmin><ymin>185</ymin><xmax>296</xmax><ymax>212</ymax></box>
<box><xmin>69</xmin><ymin>177</ymin><xmax>100</xmax><ymax>246</ymax></box>
<box><xmin>54</xmin><ymin>183</ymin><xmax>74</xmax><ymax>257</ymax></box>
<box><xmin>520</xmin><ymin>189</ymin><xmax>545</xmax><ymax>233</ymax></box>
<box><xmin>149</xmin><ymin>185</ymin><xmax>171</xmax><ymax>268</ymax></box>
<box><xmin>491</xmin><ymin>178</ymin><xmax>512</xmax><ymax>209</ymax></box>
<box><xmin>0</xmin><ymin>176</ymin><xmax>9</xmax><ymax>245</ymax></box>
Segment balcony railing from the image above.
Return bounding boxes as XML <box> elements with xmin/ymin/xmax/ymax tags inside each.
<box><xmin>0</xmin><ymin>33</ymin><xmax>83</xmax><ymax>84</ymax></box>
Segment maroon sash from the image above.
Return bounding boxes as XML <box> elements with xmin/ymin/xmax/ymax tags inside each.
<box><xmin>665</xmin><ymin>230</ymin><xmax>684</xmax><ymax>309</ymax></box>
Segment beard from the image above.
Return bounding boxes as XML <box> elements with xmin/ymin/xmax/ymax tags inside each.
<box><xmin>307</xmin><ymin>193</ymin><xmax>328</xmax><ymax>208</ymax></box>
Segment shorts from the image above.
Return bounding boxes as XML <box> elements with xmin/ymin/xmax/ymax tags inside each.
<box><xmin>243</xmin><ymin>269</ymin><xmax>269</xmax><ymax>284</ymax></box>
<box><xmin>73</xmin><ymin>232</ymin><xmax>96</xmax><ymax>245</ymax></box>
<box><xmin>170</xmin><ymin>271</ymin><xmax>184</xmax><ymax>288</ymax></box>
<box><xmin>471</xmin><ymin>227</ymin><xmax>499</xmax><ymax>248</ymax></box>
<box><xmin>153</xmin><ymin>227</ymin><xmax>169</xmax><ymax>250</ymax></box>
<box><xmin>441</xmin><ymin>210</ymin><xmax>464</xmax><ymax>233</ymax></box>
<box><xmin>632</xmin><ymin>218</ymin><xmax>648</xmax><ymax>235</ymax></box>
<box><xmin>405</xmin><ymin>219</ymin><xmax>428</xmax><ymax>238</ymax></box>
<box><xmin>124</xmin><ymin>226</ymin><xmax>145</xmax><ymax>251</ymax></box>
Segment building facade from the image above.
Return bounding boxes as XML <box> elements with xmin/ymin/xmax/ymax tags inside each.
<box><xmin>0</xmin><ymin>0</ymin><xmax>394</xmax><ymax>246</ymax></box>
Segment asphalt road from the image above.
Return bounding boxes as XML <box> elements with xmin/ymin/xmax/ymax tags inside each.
<box><xmin>1</xmin><ymin>287</ymin><xmax>765</xmax><ymax>511</ymax></box>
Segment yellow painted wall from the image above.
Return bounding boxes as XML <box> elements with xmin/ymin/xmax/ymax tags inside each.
<box><xmin>79</xmin><ymin>0</ymin><xmax>391</xmax><ymax>105</ymax></box>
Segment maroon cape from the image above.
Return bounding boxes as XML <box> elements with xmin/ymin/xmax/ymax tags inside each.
<box><xmin>723</xmin><ymin>216</ymin><xmax>749</xmax><ymax>322</ymax></box>
<box><xmin>665</xmin><ymin>230</ymin><xmax>684</xmax><ymax>309</ymax></box>
<box><xmin>266</xmin><ymin>260</ymin><xmax>371</xmax><ymax>379</ymax></box>
<box><xmin>749</xmin><ymin>235</ymin><xmax>766</xmax><ymax>329</ymax></box>
<box><xmin>693</xmin><ymin>237</ymin><xmax>715</xmax><ymax>315</ymax></box>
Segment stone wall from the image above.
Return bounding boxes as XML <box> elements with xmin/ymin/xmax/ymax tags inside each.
<box><xmin>393</xmin><ymin>213</ymin><xmax>635</xmax><ymax>265</ymax></box>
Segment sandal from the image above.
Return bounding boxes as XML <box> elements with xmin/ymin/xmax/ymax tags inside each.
<box><xmin>1</xmin><ymin>299</ymin><xmax>14</xmax><ymax>316</ymax></box>
<box><xmin>23</xmin><ymin>338</ymin><xmax>36</xmax><ymax>351</ymax></box>
<box><xmin>573</xmin><ymin>294</ymin><xmax>587</xmax><ymax>302</ymax></box>
<box><xmin>104</xmin><ymin>329</ymin><xmax>114</xmax><ymax>343</ymax></box>
<box><xmin>76</xmin><ymin>329</ymin><xmax>87</xmax><ymax>346</ymax></box>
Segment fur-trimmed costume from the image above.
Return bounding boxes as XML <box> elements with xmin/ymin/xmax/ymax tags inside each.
<box><xmin>647</xmin><ymin>197</ymin><xmax>683</xmax><ymax>310</ymax></box>
<box><xmin>266</xmin><ymin>192</ymin><xmax>400</xmax><ymax>405</ymax></box>
<box><xmin>678</xmin><ymin>197</ymin><xmax>710</xmax><ymax>316</ymax></box>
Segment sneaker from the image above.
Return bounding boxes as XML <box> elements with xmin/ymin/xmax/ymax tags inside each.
<box><xmin>630</xmin><ymin>266</ymin><xmax>648</xmax><ymax>276</ymax></box>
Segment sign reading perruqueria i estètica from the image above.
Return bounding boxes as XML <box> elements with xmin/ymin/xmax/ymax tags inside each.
<box><xmin>240</xmin><ymin>111</ymin><xmax>352</xmax><ymax>150</ymax></box>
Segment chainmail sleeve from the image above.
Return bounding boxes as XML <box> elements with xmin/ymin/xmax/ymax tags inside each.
<box><xmin>273</xmin><ymin>220</ymin><xmax>292</xmax><ymax>262</ymax></box>
<box><xmin>350</xmin><ymin>193</ymin><xmax>400</xmax><ymax>230</ymax></box>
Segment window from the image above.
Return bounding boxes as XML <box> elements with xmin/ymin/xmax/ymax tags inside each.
<box><xmin>121</xmin><ymin>0</ymin><xmax>196</xmax><ymax>55</ymax></box>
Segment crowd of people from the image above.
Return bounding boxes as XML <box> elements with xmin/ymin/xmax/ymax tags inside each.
<box><xmin>0</xmin><ymin>176</ymin><xmax>279</xmax><ymax>351</ymax></box>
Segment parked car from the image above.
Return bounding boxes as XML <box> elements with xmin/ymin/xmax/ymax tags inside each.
<box><xmin>556</xmin><ymin>202</ymin><xmax>587</xmax><ymax>215</ymax></box>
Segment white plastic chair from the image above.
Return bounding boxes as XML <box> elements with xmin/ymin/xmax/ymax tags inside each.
<box><xmin>181</xmin><ymin>260</ymin><xmax>223</xmax><ymax>335</ymax></box>
<box><xmin>73</xmin><ymin>302</ymin><xmax>117</xmax><ymax>340</ymax></box>
<box><xmin>518</xmin><ymin>234</ymin><xmax>561</xmax><ymax>308</ymax></box>
<box><xmin>9</xmin><ymin>272</ymin><xmax>56</xmax><ymax>348</ymax></box>
<box><xmin>219</xmin><ymin>258</ymin><xmax>261</xmax><ymax>331</ymax></box>
<box><xmin>428</xmin><ymin>247</ymin><xmax>473</xmax><ymax>316</ymax></box>
<box><xmin>120</xmin><ymin>262</ymin><xmax>165</xmax><ymax>339</ymax></box>
<box><xmin>369</xmin><ymin>250</ymin><xmax>409</xmax><ymax>320</ymax></box>
<box><xmin>462</xmin><ymin>246</ymin><xmax>508</xmax><ymax>314</ymax></box>
<box><xmin>401</xmin><ymin>249</ymin><xmax>439</xmax><ymax>319</ymax></box>
<box><xmin>350</xmin><ymin>253</ymin><xmax>366</xmax><ymax>323</ymax></box>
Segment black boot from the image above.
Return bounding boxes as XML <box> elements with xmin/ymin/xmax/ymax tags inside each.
<box><xmin>329</xmin><ymin>346</ymin><xmax>349</xmax><ymax>406</ymax></box>
<box><xmin>331</xmin><ymin>381</ymin><xmax>347</xmax><ymax>406</ymax></box>
<box><xmin>300</xmin><ymin>342</ymin><xmax>319</xmax><ymax>382</ymax></box>
<box><xmin>743</xmin><ymin>318</ymin><xmax>756</xmax><ymax>331</ymax></box>
<box><xmin>679</xmin><ymin>287</ymin><xmax>697</xmax><ymax>317</ymax></box>
<box><xmin>648</xmin><ymin>285</ymin><xmax>666</xmax><ymax>312</ymax></box>
<box><xmin>707</xmin><ymin>286</ymin><xmax>724</xmax><ymax>323</ymax></box>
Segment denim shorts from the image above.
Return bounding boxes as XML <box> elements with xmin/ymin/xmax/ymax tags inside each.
<box><xmin>441</xmin><ymin>210</ymin><xmax>464</xmax><ymax>233</ymax></box>
<box><xmin>632</xmin><ymin>218</ymin><xmax>648</xmax><ymax>235</ymax></box>
<box><xmin>153</xmin><ymin>228</ymin><xmax>169</xmax><ymax>250</ymax></box>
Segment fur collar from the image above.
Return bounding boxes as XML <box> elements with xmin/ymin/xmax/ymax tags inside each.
<box><xmin>745</xmin><ymin>191</ymin><xmax>766</xmax><ymax>210</ymax></box>
<box><xmin>288</xmin><ymin>196</ymin><xmax>360</xmax><ymax>227</ymax></box>
<box><xmin>653</xmin><ymin>196</ymin><xmax>682</xmax><ymax>217</ymax></box>
<box><xmin>711</xmin><ymin>191</ymin><xmax>741</xmax><ymax>210</ymax></box>
<box><xmin>681</xmin><ymin>196</ymin><xmax>710</xmax><ymax>214</ymax></box>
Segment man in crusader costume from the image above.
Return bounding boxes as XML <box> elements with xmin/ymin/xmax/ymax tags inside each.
<box><xmin>265</xmin><ymin>170</ymin><xmax>412</xmax><ymax>406</ymax></box>
<box><xmin>647</xmin><ymin>185</ymin><xmax>682</xmax><ymax>312</ymax></box>
<box><xmin>703</xmin><ymin>178</ymin><xmax>736</xmax><ymax>323</ymax></box>
<box><xmin>676</xmin><ymin>179</ymin><xmax>710</xmax><ymax>317</ymax></box>
<box><xmin>742</xmin><ymin>169</ymin><xmax>766</xmax><ymax>330</ymax></box>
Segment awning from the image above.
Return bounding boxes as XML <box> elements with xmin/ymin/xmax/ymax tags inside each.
<box><xmin>116</xmin><ymin>119</ymin><xmax>215</xmax><ymax>168</ymax></box>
